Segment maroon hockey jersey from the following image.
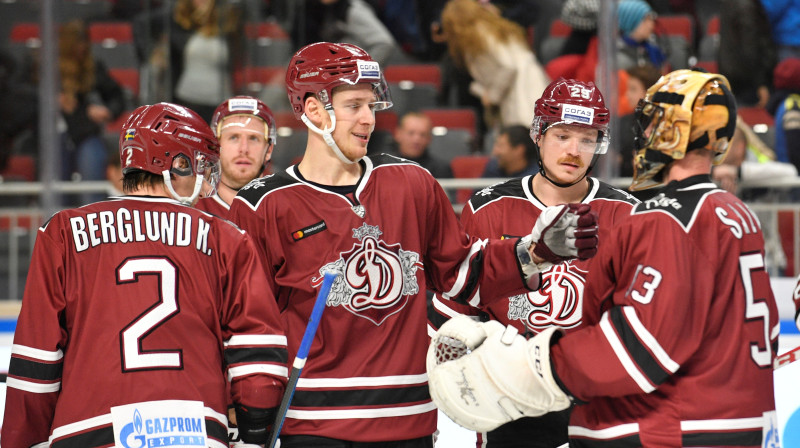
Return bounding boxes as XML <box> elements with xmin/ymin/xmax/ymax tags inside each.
<box><xmin>2</xmin><ymin>196</ymin><xmax>288</xmax><ymax>448</ymax></box>
<box><xmin>229</xmin><ymin>155</ymin><xmax>532</xmax><ymax>442</ymax></box>
<box><xmin>430</xmin><ymin>176</ymin><xmax>638</xmax><ymax>335</ymax></box>
<box><xmin>551</xmin><ymin>175</ymin><xmax>780</xmax><ymax>447</ymax></box>
<box><xmin>428</xmin><ymin>175</ymin><xmax>638</xmax><ymax>448</ymax></box>
<box><xmin>195</xmin><ymin>193</ymin><xmax>232</xmax><ymax>220</ymax></box>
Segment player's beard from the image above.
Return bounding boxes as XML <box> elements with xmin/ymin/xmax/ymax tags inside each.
<box><xmin>557</xmin><ymin>155</ymin><xmax>585</xmax><ymax>168</ymax></box>
<box><xmin>222</xmin><ymin>158</ymin><xmax>261</xmax><ymax>190</ymax></box>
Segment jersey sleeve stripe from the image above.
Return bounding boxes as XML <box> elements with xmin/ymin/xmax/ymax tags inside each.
<box><xmin>442</xmin><ymin>239</ymin><xmax>486</xmax><ymax>302</ymax></box>
<box><xmin>297</xmin><ymin>374</ymin><xmax>429</xmax><ymax>388</ymax></box>
<box><xmin>286</xmin><ymin>402</ymin><xmax>437</xmax><ymax>420</ymax></box>
<box><xmin>6</xmin><ymin>377</ymin><xmax>61</xmax><ymax>393</ymax></box>
<box><xmin>568</xmin><ymin>422</ymin><xmax>640</xmax><ymax>439</ymax></box>
<box><xmin>599</xmin><ymin>312</ymin><xmax>656</xmax><ymax>393</ymax></box>
<box><xmin>9</xmin><ymin>356</ymin><xmax>63</xmax><ymax>381</ymax></box>
<box><xmin>11</xmin><ymin>344</ymin><xmax>64</xmax><ymax>361</ymax></box>
<box><xmin>225</xmin><ymin>346</ymin><xmax>289</xmax><ymax>365</ymax></box>
<box><xmin>607</xmin><ymin>307</ymin><xmax>673</xmax><ymax>385</ymax></box>
<box><xmin>227</xmin><ymin>364</ymin><xmax>288</xmax><ymax>380</ymax></box>
<box><xmin>225</xmin><ymin>334</ymin><xmax>288</xmax><ymax>346</ymax></box>
<box><xmin>621</xmin><ymin>307</ymin><xmax>679</xmax><ymax>373</ymax></box>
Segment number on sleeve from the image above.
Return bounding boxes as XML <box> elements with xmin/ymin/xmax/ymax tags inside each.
<box><xmin>628</xmin><ymin>264</ymin><xmax>663</xmax><ymax>304</ymax></box>
<box><xmin>739</xmin><ymin>253</ymin><xmax>772</xmax><ymax>368</ymax></box>
<box><xmin>117</xmin><ymin>257</ymin><xmax>182</xmax><ymax>371</ymax></box>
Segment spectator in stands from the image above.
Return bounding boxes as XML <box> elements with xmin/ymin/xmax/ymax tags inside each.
<box><xmin>767</xmin><ymin>57</ymin><xmax>800</xmax><ymax>173</ymax></box>
<box><xmin>0</xmin><ymin>45</ymin><xmax>37</xmax><ymax>174</ymax></box>
<box><xmin>760</xmin><ymin>0</ymin><xmax>800</xmax><ymax>61</ymax></box>
<box><xmin>133</xmin><ymin>0</ymin><xmax>243</xmax><ymax>121</ymax></box>
<box><xmin>390</xmin><ymin>112</ymin><xmax>452</xmax><ymax>179</ymax></box>
<box><xmin>291</xmin><ymin>0</ymin><xmax>400</xmax><ymax>66</ymax></box>
<box><xmin>105</xmin><ymin>147</ymin><xmax>123</xmax><ymax>196</ymax></box>
<box><xmin>53</xmin><ymin>20</ymin><xmax>125</xmax><ymax>204</ymax></box>
<box><xmin>616</xmin><ymin>0</ymin><xmax>667</xmax><ymax>70</ymax></box>
<box><xmin>718</xmin><ymin>0</ymin><xmax>777</xmax><ymax>107</ymax></box>
<box><xmin>439</xmin><ymin>0</ymin><xmax>550</xmax><ymax>130</ymax></box>
<box><xmin>482</xmin><ymin>125</ymin><xmax>540</xmax><ymax>178</ymax></box>
<box><xmin>617</xmin><ymin>64</ymin><xmax>663</xmax><ymax>177</ymax></box>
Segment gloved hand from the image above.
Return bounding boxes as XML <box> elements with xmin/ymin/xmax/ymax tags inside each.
<box><xmin>531</xmin><ymin>203</ymin><xmax>599</xmax><ymax>264</ymax></box>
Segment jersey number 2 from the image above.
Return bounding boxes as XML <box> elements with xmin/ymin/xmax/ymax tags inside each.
<box><xmin>117</xmin><ymin>257</ymin><xmax>182</xmax><ymax>371</ymax></box>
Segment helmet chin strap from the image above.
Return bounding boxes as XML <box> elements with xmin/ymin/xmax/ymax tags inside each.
<box><xmin>301</xmin><ymin>110</ymin><xmax>359</xmax><ymax>165</ymax></box>
<box><xmin>162</xmin><ymin>170</ymin><xmax>204</xmax><ymax>205</ymax></box>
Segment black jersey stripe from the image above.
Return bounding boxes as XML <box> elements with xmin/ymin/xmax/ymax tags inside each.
<box><xmin>569</xmin><ymin>433</ymin><xmax>642</xmax><ymax>448</ymax></box>
<box><xmin>608</xmin><ymin>307</ymin><xmax>671</xmax><ymax>386</ymax></box>
<box><xmin>224</xmin><ymin>346</ymin><xmax>289</xmax><ymax>366</ymax></box>
<box><xmin>682</xmin><ymin>429</ymin><xmax>763</xmax><ymax>447</ymax></box>
<box><xmin>8</xmin><ymin>356</ymin><xmax>62</xmax><ymax>381</ymax></box>
<box><xmin>291</xmin><ymin>384</ymin><xmax>430</xmax><ymax>408</ymax></box>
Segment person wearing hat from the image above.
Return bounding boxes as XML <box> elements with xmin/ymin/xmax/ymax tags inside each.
<box><xmin>767</xmin><ymin>57</ymin><xmax>800</xmax><ymax>173</ymax></box>
<box><xmin>616</xmin><ymin>0</ymin><xmax>666</xmax><ymax>70</ymax></box>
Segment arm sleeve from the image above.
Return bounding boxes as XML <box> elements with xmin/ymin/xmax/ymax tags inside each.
<box><xmin>1</xmin><ymin>222</ymin><xmax>67</xmax><ymax>447</ymax></box>
<box><xmin>550</xmin><ymin>218</ymin><xmax>714</xmax><ymax>401</ymax></box>
<box><xmin>421</xmin><ymin>174</ymin><xmax>531</xmax><ymax>309</ymax></box>
<box><xmin>465</xmin><ymin>42</ymin><xmax>517</xmax><ymax>105</ymax></box>
<box><xmin>221</xmin><ymin>230</ymin><xmax>288</xmax><ymax>410</ymax></box>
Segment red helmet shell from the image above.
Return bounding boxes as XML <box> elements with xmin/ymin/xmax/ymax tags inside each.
<box><xmin>531</xmin><ymin>78</ymin><xmax>610</xmax><ymax>141</ymax></box>
<box><xmin>285</xmin><ymin>42</ymin><xmax>392</xmax><ymax>119</ymax></box>
<box><xmin>210</xmin><ymin>96</ymin><xmax>277</xmax><ymax>145</ymax></box>
<box><xmin>119</xmin><ymin>103</ymin><xmax>220</xmax><ymax>176</ymax></box>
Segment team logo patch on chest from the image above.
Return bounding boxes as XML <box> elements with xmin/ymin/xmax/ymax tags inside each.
<box><xmin>317</xmin><ymin>223</ymin><xmax>422</xmax><ymax>325</ymax></box>
<box><xmin>507</xmin><ymin>262</ymin><xmax>587</xmax><ymax>331</ymax></box>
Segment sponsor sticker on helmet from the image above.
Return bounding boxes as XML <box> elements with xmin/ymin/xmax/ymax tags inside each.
<box><xmin>561</xmin><ymin>105</ymin><xmax>594</xmax><ymax>125</ymax></box>
<box><xmin>356</xmin><ymin>60</ymin><xmax>380</xmax><ymax>80</ymax></box>
<box><xmin>228</xmin><ymin>98</ymin><xmax>258</xmax><ymax>113</ymax></box>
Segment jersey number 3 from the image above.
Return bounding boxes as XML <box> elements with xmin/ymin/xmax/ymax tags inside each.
<box><xmin>117</xmin><ymin>257</ymin><xmax>182</xmax><ymax>371</ymax></box>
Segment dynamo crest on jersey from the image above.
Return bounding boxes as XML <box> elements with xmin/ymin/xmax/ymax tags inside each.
<box><xmin>507</xmin><ymin>262</ymin><xmax>588</xmax><ymax>331</ymax></box>
<box><xmin>315</xmin><ymin>223</ymin><xmax>422</xmax><ymax>326</ymax></box>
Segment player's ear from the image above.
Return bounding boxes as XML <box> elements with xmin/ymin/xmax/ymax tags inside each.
<box><xmin>304</xmin><ymin>96</ymin><xmax>327</xmax><ymax>128</ymax></box>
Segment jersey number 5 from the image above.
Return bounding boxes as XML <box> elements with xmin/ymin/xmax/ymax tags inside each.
<box><xmin>117</xmin><ymin>257</ymin><xmax>182</xmax><ymax>371</ymax></box>
<box><xmin>739</xmin><ymin>253</ymin><xmax>772</xmax><ymax>368</ymax></box>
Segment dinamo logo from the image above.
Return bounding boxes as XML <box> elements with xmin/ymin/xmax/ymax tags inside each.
<box><xmin>508</xmin><ymin>262</ymin><xmax>587</xmax><ymax>331</ymax></box>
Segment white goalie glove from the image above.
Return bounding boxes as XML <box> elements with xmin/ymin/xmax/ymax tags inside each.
<box><xmin>426</xmin><ymin>315</ymin><xmax>571</xmax><ymax>432</ymax></box>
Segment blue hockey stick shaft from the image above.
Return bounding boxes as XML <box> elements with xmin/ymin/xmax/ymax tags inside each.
<box><xmin>267</xmin><ymin>271</ymin><xmax>337</xmax><ymax>448</ymax></box>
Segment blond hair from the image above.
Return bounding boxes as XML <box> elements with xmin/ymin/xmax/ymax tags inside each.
<box><xmin>440</xmin><ymin>0</ymin><xmax>528</xmax><ymax>67</ymax></box>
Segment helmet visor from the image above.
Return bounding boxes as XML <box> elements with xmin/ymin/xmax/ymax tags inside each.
<box><xmin>328</xmin><ymin>60</ymin><xmax>393</xmax><ymax>111</ymax></box>
<box><xmin>195</xmin><ymin>151</ymin><xmax>221</xmax><ymax>197</ymax></box>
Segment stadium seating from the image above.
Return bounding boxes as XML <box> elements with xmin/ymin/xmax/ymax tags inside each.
<box><xmin>244</xmin><ymin>21</ymin><xmax>293</xmax><ymax>68</ymax></box>
<box><xmin>383</xmin><ymin>64</ymin><xmax>442</xmax><ymax>117</ymax></box>
<box><xmin>655</xmin><ymin>14</ymin><xmax>694</xmax><ymax>69</ymax></box>
<box><xmin>450</xmin><ymin>155</ymin><xmax>490</xmax><ymax>204</ymax></box>
<box><xmin>88</xmin><ymin>21</ymin><xmax>137</xmax><ymax>69</ymax></box>
<box><xmin>421</xmin><ymin>108</ymin><xmax>478</xmax><ymax>161</ymax></box>
<box><xmin>233</xmin><ymin>66</ymin><xmax>291</xmax><ymax>111</ymax></box>
<box><xmin>697</xmin><ymin>15</ymin><xmax>720</xmax><ymax>65</ymax></box>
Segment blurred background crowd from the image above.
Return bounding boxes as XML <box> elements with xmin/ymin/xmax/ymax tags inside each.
<box><xmin>1</xmin><ymin>0</ymin><xmax>800</xmax><ymax>290</ymax></box>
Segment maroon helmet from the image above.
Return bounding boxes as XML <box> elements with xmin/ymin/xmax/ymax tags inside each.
<box><xmin>119</xmin><ymin>103</ymin><xmax>220</xmax><ymax>198</ymax></box>
<box><xmin>210</xmin><ymin>96</ymin><xmax>277</xmax><ymax>145</ymax></box>
<box><xmin>285</xmin><ymin>42</ymin><xmax>392</xmax><ymax>120</ymax></box>
<box><xmin>531</xmin><ymin>78</ymin><xmax>610</xmax><ymax>154</ymax></box>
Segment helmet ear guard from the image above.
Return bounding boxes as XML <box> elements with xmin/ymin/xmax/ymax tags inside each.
<box><xmin>630</xmin><ymin>70</ymin><xmax>737</xmax><ymax>191</ymax></box>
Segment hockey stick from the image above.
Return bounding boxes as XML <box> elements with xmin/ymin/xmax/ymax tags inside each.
<box><xmin>775</xmin><ymin>344</ymin><xmax>800</xmax><ymax>370</ymax></box>
<box><xmin>267</xmin><ymin>271</ymin><xmax>338</xmax><ymax>448</ymax></box>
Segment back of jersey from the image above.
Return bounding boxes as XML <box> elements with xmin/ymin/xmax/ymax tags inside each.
<box><xmin>3</xmin><ymin>197</ymin><xmax>285</xmax><ymax>448</ymax></box>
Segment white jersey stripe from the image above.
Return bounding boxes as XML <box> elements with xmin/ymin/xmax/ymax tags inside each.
<box><xmin>599</xmin><ymin>312</ymin><xmax>655</xmax><ymax>393</ymax></box>
<box><xmin>12</xmin><ymin>344</ymin><xmax>64</xmax><ymax>361</ymax></box>
<box><xmin>225</xmin><ymin>334</ymin><xmax>287</xmax><ymax>347</ymax></box>
<box><xmin>680</xmin><ymin>416</ymin><xmax>765</xmax><ymax>431</ymax></box>
<box><xmin>622</xmin><ymin>306</ymin><xmax>679</xmax><ymax>373</ymax></box>
<box><xmin>286</xmin><ymin>401</ymin><xmax>437</xmax><ymax>420</ymax></box>
<box><xmin>6</xmin><ymin>377</ymin><xmax>60</xmax><ymax>393</ymax></box>
<box><xmin>297</xmin><ymin>373</ymin><xmax>428</xmax><ymax>388</ymax></box>
<box><xmin>228</xmin><ymin>364</ymin><xmax>288</xmax><ymax>381</ymax></box>
<box><xmin>568</xmin><ymin>422</ymin><xmax>640</xmax><ymax>438</ymax></box>
<box><xmin>443</xmin><ymin>239</ymin><xmax>487</xmax><ymax>300</ymax></box>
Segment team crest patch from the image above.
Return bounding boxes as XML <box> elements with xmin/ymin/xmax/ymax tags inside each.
<box><xmin>292</xmin><ymin>221</ymin><xmax>327</xmax><ymax>241</ymax></box>
<box><xmin>315</xmin><ymin>223</ymin><xmax>422</xmax><ymax>325</ymax></box>
<box><xmin>507</xmin><ymin>262</ymin><xmax>588</xmax><ymax>331</ymax></box>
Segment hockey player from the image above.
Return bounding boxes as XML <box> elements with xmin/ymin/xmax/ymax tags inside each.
<box><xmin>428</xmin><ymin>69</ymin><xmax>780</xmax><ymax>447</ymax></box>
<box><xmin>227</xmin><ymin>42</ymin><xmax>600</xmax><ymax>447</ymax></box>
<box><xmin>196</xmin><ymin>96</ymin><xmax>277</xmax><ymax>219</ymax></box>
<box><xmin>2</xmin><ymin>103</ymin><xmax>288</xmax><ymax>447</ymax></box>
<box><xmin>429</xmin><ymin>78</ymin><xmax>639</xmax><ymax>448</ymax></box>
